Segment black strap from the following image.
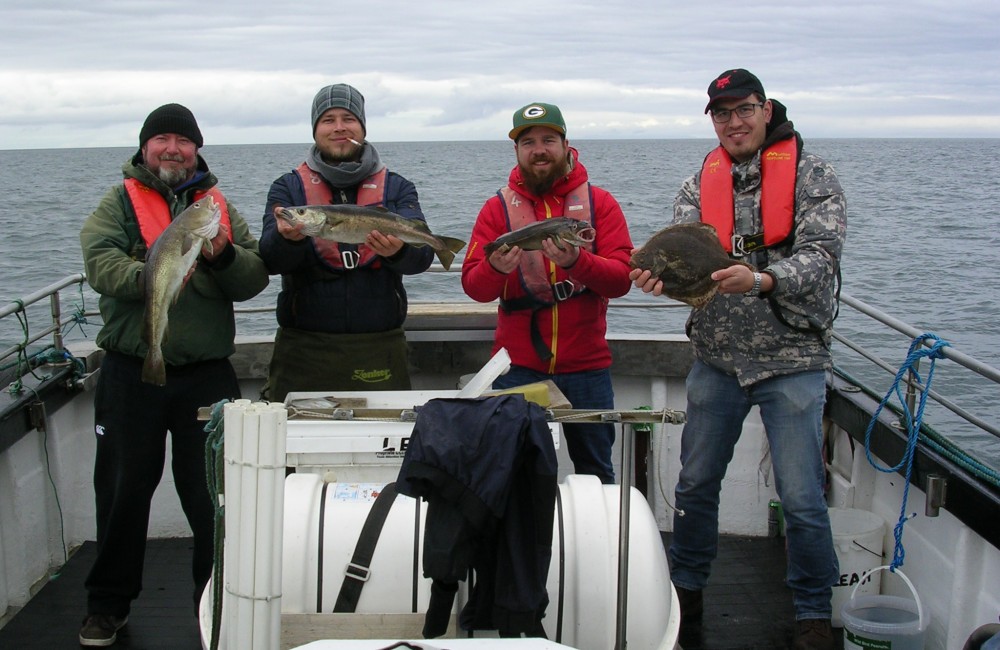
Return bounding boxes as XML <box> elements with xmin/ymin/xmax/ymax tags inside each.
<box><xmin>501</xmin><ymin>287</ymin><xmax>590</xmax><ymax>362</ymax></box>
<box><xmin>333</xmin><ymin>481</ymin><xmax>399</xmax><ymax>612</ymax></box>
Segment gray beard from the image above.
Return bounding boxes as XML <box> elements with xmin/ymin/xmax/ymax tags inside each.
<box><xmin>158</xmin><ymin>166</ymin><xmax>189</xmax><ymax>187</ymax></box>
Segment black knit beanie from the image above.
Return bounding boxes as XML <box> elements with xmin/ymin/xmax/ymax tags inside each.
<box><xmin>311</xmin><ymin>84</ymin><xmax>366</xmax><ymax>136</ymax></box>
<box><xmin>139</xmin><ymin>103</ymin><xmax>204</xmax><ymax>148</ymax></box>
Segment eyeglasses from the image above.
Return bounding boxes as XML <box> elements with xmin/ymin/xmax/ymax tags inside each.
<box><xmin>710</xmin><ymin>102</ymin><xmax>764</xmax><ymax>124</ymax></box>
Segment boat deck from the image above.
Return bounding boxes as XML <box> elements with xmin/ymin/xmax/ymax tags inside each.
<box><xmin>0</xmin><ymin>534</ymin><xmax>843</xmax><ymax>649</ymax></box>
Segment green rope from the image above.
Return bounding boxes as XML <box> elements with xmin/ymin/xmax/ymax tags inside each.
<box><xmin>204</xmin><ymin>399</ymin><xmax>228</xmax><ymax>650</ymax></box>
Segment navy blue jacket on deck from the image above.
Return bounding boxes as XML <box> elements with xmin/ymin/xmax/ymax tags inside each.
<box><xmin>396</xmin><ymin>395</ymin><xmax>558</xmax><ymax>638</ymax></box>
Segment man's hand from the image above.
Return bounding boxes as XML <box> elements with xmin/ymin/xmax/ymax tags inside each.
<box><xmin>275</xmin><ymin>209</ymin><xmax>307</xmax><ymax>241</ymax></box>
<box><xmin>201</xmin><ymin>223</ymin><xmax>230</xmax><ymax>262</ymax></box>
<box><xmin>629</xmin><ymin>267</ymin><xmax>663</xmax><ymax>296</ymax></box>
<box><xmin>541</xmin><ymin>238</ymin><xmax>580</xmax><ymax>268</ymax></box>
<box><xmin>366</xmin><ymin>230</ymin><xmax>404</xmax><ymax>257</ymax></box>
<box><xmin>488</xmin><ymin>245</ymin><xmax>522</xmax><ymax>274</ymax></box>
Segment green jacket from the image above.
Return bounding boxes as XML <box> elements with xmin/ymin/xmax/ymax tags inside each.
<box><xmin>80</xmin><ymin>153</ymin><xmax>269</xmax><ymax>365</ymax></box>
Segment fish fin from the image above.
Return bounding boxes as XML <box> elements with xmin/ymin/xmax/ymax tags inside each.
<box><xmin>141</xmin><ymin>345</ymin><xmax>166</xmax><ymax>386</ymax></box>
<box><xmin>439</xmin><ymin>236</ymin><xmax>467</xmax><ymax>254</ymax></box>
<box><xmin>435</xmin><ymin>248</ymin><xmax>456</xmax><ymax>271</ymax></box>
<box><xmin>687</xmin><ymin>284</ymin><xmax>720</xmax><ymax>309</ymax></box>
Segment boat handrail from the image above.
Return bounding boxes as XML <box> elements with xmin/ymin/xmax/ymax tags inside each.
<box><xmin>0</xmin><ymin>273</ymin><xmax>87</xmax><ymax>364</ymax></box>
<box><xmin>2</xmin><ymin>274</ymin><xmax>998</xmax><ymax>445</ymax></box>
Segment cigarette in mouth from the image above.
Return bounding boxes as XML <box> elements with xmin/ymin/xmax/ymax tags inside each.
<box><xmin>348</xmin><ymin>138</ymin><xmax>362</xmax><ymax>146</ymax></box>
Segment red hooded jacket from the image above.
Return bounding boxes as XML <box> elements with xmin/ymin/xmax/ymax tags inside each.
<box><xmin>462</xmin><ymin>149</ymin><xmax>633</xmax><ymax>374</ymax></box>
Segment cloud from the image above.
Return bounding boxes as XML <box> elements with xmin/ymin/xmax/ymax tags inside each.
<box><xmin>2</xmin><ymin>0</ymin><xmax>999</xmax><ymax>149</ymax></box>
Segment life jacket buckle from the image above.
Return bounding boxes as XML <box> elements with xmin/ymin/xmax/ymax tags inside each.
<box><xmin>731</xmin><ymin>232</ymin><xmax>765</xmax><ymax>258</ymax></box>
<box><xmin>731</xmin><ymin>234</ymin><xmax>748</xmax><ymax>258</ymax></box>
<box><xmin>341</xmin><ymin>250</ymin><xmax>361</xmax><ymax>269</ymax></box>
<box><xmin>553</xmin><ymin>280</ymin><xmax>576</xmax><ymax>301</ymax></box>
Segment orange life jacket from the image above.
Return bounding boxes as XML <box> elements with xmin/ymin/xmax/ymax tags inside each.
<box><xmin>295</xmin><ymin>163</ymin><xmax>388</xmax><ymax>270</ymax></box>
<box><xmin>124</xmin><ymin>178</ymin><xmax>231</xmax><ymax>248</ymax></box>
<box><xmin>497</xmin><ymin>183</ymin><xmax>594</xmax><ymax>305</ymax></box>
<box><xmin>700</xmin><ymin>137</ymin><xmax>797</xmax><ymax>255</ymax></box>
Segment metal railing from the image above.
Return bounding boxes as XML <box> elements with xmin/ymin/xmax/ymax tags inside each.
<box><xmin>2</xmin><ymin>275</ymin><xmax>998</xmax><ymax>448</ymax></box>
<box><xmin>0</xmin><ymin>273</ymin><xmax>87</xmax><ymax>367</ymax></box>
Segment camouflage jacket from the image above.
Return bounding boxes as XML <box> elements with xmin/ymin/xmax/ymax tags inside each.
<box><xmin>674</xmin><ymin>145</ymin><xmax>847</xmax><ymax>387</ymax></box>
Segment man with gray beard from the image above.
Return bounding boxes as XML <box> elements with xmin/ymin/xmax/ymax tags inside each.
<box><xmin>78</xmin><ymin>103</ymin><xmax>268</xmax><ymax>646</ymax></box>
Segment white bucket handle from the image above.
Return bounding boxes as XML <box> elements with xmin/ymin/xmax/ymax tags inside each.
<box><xmin>849</xmin><ymin>565</ymin><xmax>925</xmax><ymax>628</ymax></box>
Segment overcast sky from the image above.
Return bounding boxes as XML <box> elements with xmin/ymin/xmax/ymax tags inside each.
<box><xmin>2</xmin><ymin>0</ymin><xmax>998</xmax><ymax>150</ymax></box>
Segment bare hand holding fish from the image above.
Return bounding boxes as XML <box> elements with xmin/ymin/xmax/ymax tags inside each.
<box><xmin>484</xmin><ymin>217</ymin><xmax>595</xmax><ymax>256</ymax></box>
<box><xmin>141</xmin><ymin>195</ymin><xmax>222</xmax><ymax>385</ymax></box>
<box><xmin>275</xmin><ymin>204</ymin><xmax>466</xmax><ymax>270</ymax></box>
<box><xmin>629</xmin><ymin>222</ymin><xmax>753</xmax><ymax>308</ymax></box>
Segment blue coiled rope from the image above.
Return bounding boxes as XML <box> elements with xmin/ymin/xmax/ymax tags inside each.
<box><xmin>863</xmin><ymin>332</ymin><xmax>950</xmax><ymax>571</ymax></box>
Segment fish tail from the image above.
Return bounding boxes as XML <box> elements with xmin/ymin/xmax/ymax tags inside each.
<box><xmin>440</xmin><ymin>236</ymin><xmax>467</xmax><ymax>255</ymax></box>
<box><xmin>435</xmin><ymin>248</ymin><xmax>456</xmax><ymax>271</ymax></box>
<box><xmin>142</xmin><ymin>345</ymin><xmax>166</xmax><ymax>386</ymax></box>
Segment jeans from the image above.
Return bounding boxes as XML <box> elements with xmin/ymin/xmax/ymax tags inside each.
<box><xmin>492</xmin><ymin>365</ymin><xmax>616</xmax><ymax>484</ymax></box>
<box><xmin>669</xmin><ymin>360</ymin><xmax>838</xmax><ymax>619</ymax></box>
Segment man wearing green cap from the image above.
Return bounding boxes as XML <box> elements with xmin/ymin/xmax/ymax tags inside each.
<box><xmin>462</xmin><ymin>102</ymin><xmax>634</xmax><ymax>484</ymax></box>
<box><xmin>78</xmin><ymin>103</ymin><xmax>269</xmax><ymax>646</ymax></box>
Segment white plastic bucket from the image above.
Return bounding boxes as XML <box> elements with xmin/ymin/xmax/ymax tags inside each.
<box><xmin>841</xmin><ymin>566</ymin><xmax>928</xmax><ymax>650</ymax></box>
<box><xmin>829</xmin><ymin>507</ymin><xmax>884</xmax><ymax>627</ymax></box>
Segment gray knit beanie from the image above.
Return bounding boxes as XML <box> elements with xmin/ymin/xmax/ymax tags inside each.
<box><xmin>139</xmin><ymin>103</ymin><xmax>203</xmax><ymax>148</ymax></box>
<box><xmin>311</xmin><ymin>84</ymin><xmax>366</xmax><ymax>135</ymax></box>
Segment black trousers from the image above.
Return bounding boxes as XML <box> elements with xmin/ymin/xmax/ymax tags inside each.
<box><xmin>85</xmin><ymin>351</ymin><xmax>240</xmax><ymax>616</ymax></box>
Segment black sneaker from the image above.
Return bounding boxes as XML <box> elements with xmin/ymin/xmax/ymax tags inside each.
<box><xmin>79</xmin><ymin>614</ymin><xmax>128</xmax><ymax>647</ymax></box>
<box><xmin>793</xmin><ymin>618</ymin><xmax>834</xmax><ymax>650</ymax></box>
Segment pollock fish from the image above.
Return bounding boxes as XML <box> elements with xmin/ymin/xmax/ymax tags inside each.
<box><xmin>629</xmin><ymin>222</ymin><xmax>752</xmax><ymax>308</ymax></box>
<box><xmin>484</xmin><ymin>217</ymin><xmax>596</xmax><ymax>255</ymax></box>
<box><xmin>275</xmin><ymin>204</ymin><xmax>467</xmax><ymax>271</ymax></box>
<box><xmin>141</xmin><ymin>195</ymin><xmax>221</xmax><ymax>385</ymax></box>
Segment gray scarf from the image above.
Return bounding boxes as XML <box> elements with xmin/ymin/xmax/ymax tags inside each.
<box><xmin>305</xmin><ymin>142</ymin><xmax>384</xmax><ymax>189</ymax></box>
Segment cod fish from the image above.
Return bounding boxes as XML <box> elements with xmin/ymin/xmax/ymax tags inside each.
<box><xmin>141</xmin><ymin>195</ymin><xmax>222</xmax><ymax>385</ymax></box>
<box><xmin>484</xmin><ymin>217</ymin><xmax>596</xmax><ymax>255</ymax></box>
<box><xmin>629</xmin><ymin>222</ymin><xmax>752</xmax><ymax>308</ymax></box>
<box><xmin>275</xmin><ymin>204</ymin><xmax>467</xmax><ymax>271</ymax></box>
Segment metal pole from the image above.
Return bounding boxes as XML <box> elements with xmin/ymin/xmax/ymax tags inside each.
<box><xmin>615</xmin><ymin>418</ymin><xmax>633</xmax><ymax>650</ymax></box>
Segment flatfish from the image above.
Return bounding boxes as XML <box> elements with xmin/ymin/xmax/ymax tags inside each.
<box><xmin>630</xmin><ymin>222</ymin><xmax>752</xmax><ymax>307</ymax></box>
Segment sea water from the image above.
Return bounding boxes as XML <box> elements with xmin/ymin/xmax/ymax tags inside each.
<box><xmin>1</xmin><ymin>139</ymin><xmax>998</xmax><ymax>466</ymax></box>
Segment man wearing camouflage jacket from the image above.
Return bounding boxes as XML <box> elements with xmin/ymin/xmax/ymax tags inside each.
<box><xmin>631</xmin><ymin>69</ymin><xmax>846</xmax><ymax>650</ymax></box>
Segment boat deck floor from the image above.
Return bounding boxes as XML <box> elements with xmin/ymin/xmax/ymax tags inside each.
<box><xmin>0</xmin><ymin>534</ymin><xmax>843</xmax><ymax>649</ymax></box>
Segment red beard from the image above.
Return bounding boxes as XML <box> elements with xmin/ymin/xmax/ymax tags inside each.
<box><xmin>519</xmin><ymin>155</ymin><xmax>569</xmax><ymax>196</ymax></box>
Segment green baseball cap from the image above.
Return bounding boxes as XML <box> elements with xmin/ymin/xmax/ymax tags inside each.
<box><xmin>509</xmin><ymin>102</ymin><xmax>567</xmax><ymax>140</ymax></box>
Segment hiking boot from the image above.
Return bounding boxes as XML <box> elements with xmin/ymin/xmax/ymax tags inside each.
<box><xmin>79</xmin><ymin>614</ymin><xmax>128</xmax><ymax>647</ymax></box>
<box><xmin>676</xmin><ymin>587</ymin><xmax>704</xmax><ymax>647</ymax></box>
<box><xmin>676</xmin><ymin>586</ymin><xmax>703</xmax><ymax>625</ymax></box>
<box><xmin>793</xmin><ymin>618</ymin><xmax>834</xmax><ymax>650</ymax></box>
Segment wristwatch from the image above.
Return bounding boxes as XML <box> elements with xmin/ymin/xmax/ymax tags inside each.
<box><xmin>746</xmin><ymin>272</ymin><xmax>762</xmax><ymax>297</ymax></box>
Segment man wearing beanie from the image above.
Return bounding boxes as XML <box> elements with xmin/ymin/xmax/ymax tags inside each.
<box><xmin>260</xmin><ymin>83</ymin><xmax>437</xmax><ymax>400</ymax></box>
<box><xmin>631</xmin><ymin>69</ymin><xmax>845</xmax><ymax>650</ymax></box>
<box><xmin>462</xmin><ymin>103</ymin><xmax>634</xmax><ymax>487</ymax></box>
<box><xmin>78</xmin><ymin>103</ymin><xmax>269</xmax><ymax>646</ymax></box>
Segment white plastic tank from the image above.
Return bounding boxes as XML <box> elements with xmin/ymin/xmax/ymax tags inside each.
<box><xmin>202</xmin><ymin>473</ymin><xmax>679</xmax><ymax>650</ymax></box>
